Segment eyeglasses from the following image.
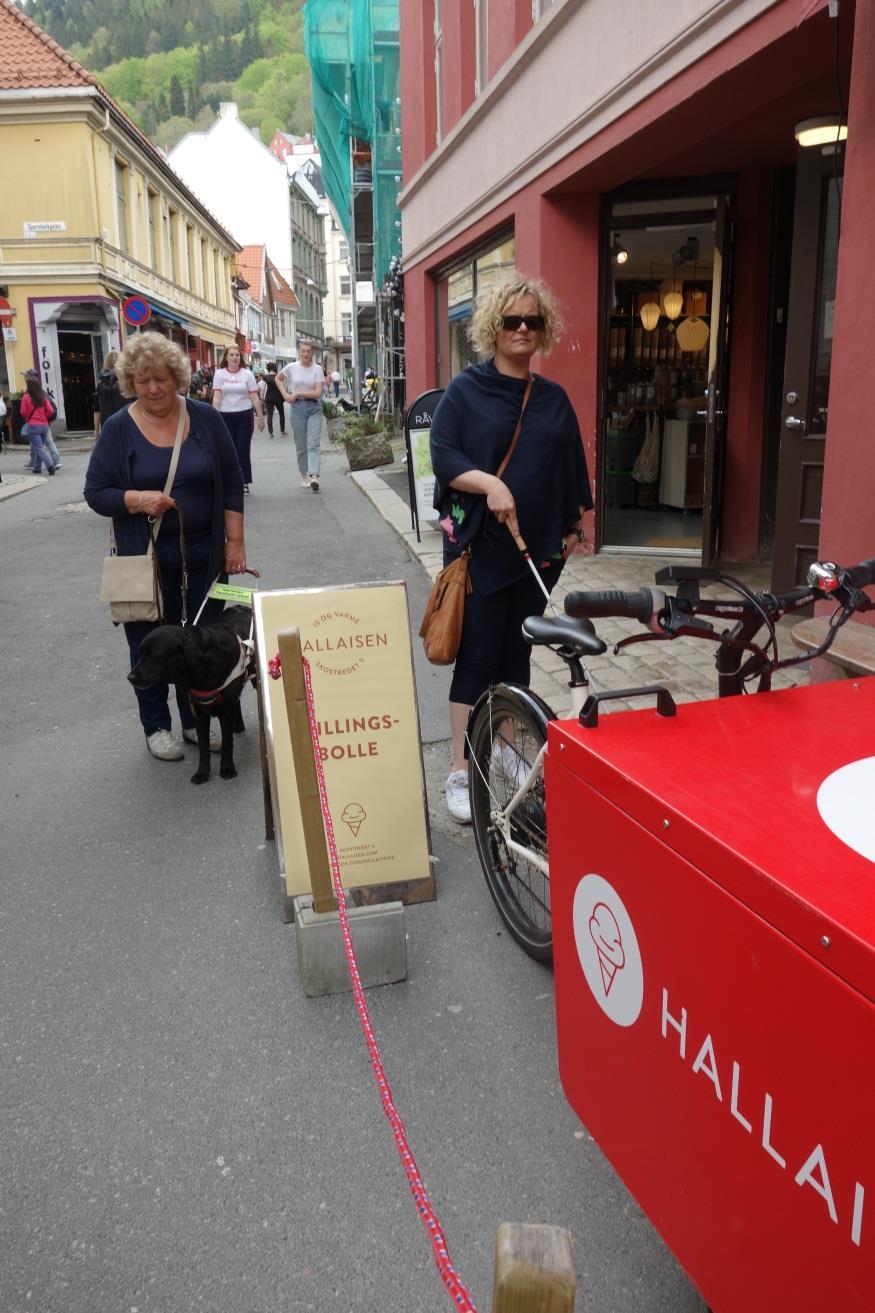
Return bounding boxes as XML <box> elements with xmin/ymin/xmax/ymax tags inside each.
<box><xmin>499</xmin><ymin>314</ymin><xmax>546</xmax><ymax>332</ymax></box>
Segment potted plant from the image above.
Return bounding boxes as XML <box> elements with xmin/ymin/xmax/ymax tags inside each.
<box><xmin>334</xmin><ymin>413</ymin><xmax>395</xmax><ymax>471</ymax></box>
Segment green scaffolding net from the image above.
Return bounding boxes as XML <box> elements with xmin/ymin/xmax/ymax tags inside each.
<box><xmin>304</xmin><ymin>0</ymin><xmax>401</xmax><ymax>289</ymax></box>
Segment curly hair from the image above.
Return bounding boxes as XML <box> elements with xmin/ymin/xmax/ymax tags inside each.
<box><xmin>468</xmin><ymin>277</ymin><xmax>563</xmax><ymax>358</ymax></box>
<box><xmin>116</xmin><ymin>332</ymin><xmax>191</xmax><ymax>397</ymax></box>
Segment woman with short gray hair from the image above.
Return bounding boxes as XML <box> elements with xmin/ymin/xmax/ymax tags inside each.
<box><xmin>84</xmin><ymin>331</ymin><xmax>246</xmax><ymax>762</ymax></box>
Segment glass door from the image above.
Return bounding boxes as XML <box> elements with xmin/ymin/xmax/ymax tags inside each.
<box><xmin>771</xmin><ymin>146</ymin><xmax>842</xmax><ymax>590</ymax></box>
<box><xmin>600</xmin><ymin>195</ymin><xmax>731</xmax><ymax>554</ymax></box>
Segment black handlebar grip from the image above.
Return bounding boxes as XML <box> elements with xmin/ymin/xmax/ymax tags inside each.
<box><xmin>564</xmin><ymin>588</ymin><xmax>656</xmax><ymax>625</ymax></box>
<box><xmin>844</xmin><ymin>558</ymin><xmax>875</xmax><ymax>589</ymax></box>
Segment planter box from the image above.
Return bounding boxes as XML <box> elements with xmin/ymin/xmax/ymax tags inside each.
<box><xmin>343</xmin><ymin>432</ymin><xmax>394</xmax><ymax>471</ymax></box>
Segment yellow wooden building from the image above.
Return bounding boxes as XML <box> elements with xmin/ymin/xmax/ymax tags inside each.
<box><xmin>0</xmin><ymin>0</ymin><xmax>239</xmax><ymax>432</ymax></box>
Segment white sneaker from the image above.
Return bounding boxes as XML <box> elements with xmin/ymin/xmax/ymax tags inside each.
<box><xmin>183</xmin><ymin>726</ymin><xmax>222</xmax><ymax>753</ymax></box>
<box><xmin>445</xmin><ymin>770</ymin><xmax>471</xmax><ymax>824</ymax></box>
<box><xmin>146</xmin><ymin>729</ymin><xmax>184</xmax><ymax>761</ymax></box>
<box><xmin>492</xmin><ymin>738</ymin><xmax>531</xmax><ymax>791</ymax></box>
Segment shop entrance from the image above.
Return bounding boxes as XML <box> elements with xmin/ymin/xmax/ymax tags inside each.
<box><xmin>600</xmin><ymin>193</ymin><xmax>733</xmax><ymax>558</ymax></box>
<box><xmin>58</xmin><ymin>329</ymin><xmax>101</xmax><ymax>431</ymax></box>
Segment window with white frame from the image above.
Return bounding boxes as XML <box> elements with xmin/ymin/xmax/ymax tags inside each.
<box><xmin>341</xmin><ymin>312</ymin><xmax>352</xmax><ymax>337</ymax></box>
<box><xmin>434</xmin><ymin>0</ymin><xmax>443</xmax><ymax>144</ymax></box>
<box><xmin>115</xmin><ymin>159</ymin><xmax>129</xmax><ymax>254</ymax></box>
<box><xmin>475</xmin><ymin>0</ymin><xmax>488</xmax><ymax>96</ymax></box>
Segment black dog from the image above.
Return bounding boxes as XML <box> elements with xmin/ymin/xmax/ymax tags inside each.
<box><xmin>128</xmin><ymin>606</ymin><xmax>255</xmax><ymax>784</ymax></box>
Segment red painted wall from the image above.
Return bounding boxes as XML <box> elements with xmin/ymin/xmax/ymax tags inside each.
<box><xmin>721</xmin><ymin>170</ymin><xmax>774</xmax><ymax>562</ymax></box>
<box><xmin>440</xmin><ymin>0</ymin><xmax>476</xmax><ymax>138</ymax></box>
<box><xmin>399</xmin><ymin>0</ymin><xmax>436</xmax><ymax>180</ymax></box>
<box><xmin>818</xmin><ymin>0</ymin><xmax>875</xmax><ymax>609</ymax></box>
<box><xmin>487</xmin><ymin>0</ymin><xmax>532</xmax><ymax>80</ymax></box>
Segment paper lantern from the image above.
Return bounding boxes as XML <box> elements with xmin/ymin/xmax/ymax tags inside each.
<box><xmin>676</xmin><ymin>316</ymin><xmax>710</xmax><ymax>353</ymax></box>
<box><xmin>659</xmin><ymin>279</ymin><xmax>684</xmax><ymax>320</ymax></box>
<box><xmin>639</xmin><ymin>301</ymin><xmax>660</xmax><ymax>332</ymax></box>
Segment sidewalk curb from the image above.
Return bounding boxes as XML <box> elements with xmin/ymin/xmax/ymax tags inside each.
<box><xmin>349</xmin><ymin>468</ymin><xmax>444</xmax><ymax>580</ymax></box>
<box><xmin>0</xmin><ymin>472</ymin><xmax>48</xmax><ymax>503</ymax></box>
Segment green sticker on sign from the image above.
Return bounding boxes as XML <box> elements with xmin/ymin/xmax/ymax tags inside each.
<box><xmin>209</xmin><ymin>582</ymin><xmax>254</xmax><ymax>603</ymax></box>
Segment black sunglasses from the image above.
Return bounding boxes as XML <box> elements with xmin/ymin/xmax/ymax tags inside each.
<box><xmin>499</xmin><ymin>314</ymin><xmax>546</xmax><ymax>332</ymax></box>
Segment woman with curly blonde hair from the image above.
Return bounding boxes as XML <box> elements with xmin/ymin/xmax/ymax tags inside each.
<box><xmin>429</xmin><ymin>277</ymin><xmax>592</xmax><ymax>823</ymax></box>
<box><xmin>84</xmin><ymin>331</ymin><xmax>246</xmax><ymax>762</ymax></box>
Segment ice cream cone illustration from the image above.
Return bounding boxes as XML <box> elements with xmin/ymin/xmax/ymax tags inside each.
<box><xmin>588</xmin><ymin>903</ymin><xmax>625</xmax><ymax>996</ymax></box>
<box><xmin>341</xmin><ymin>802</ymin><xmax>366</xmax><ymax>837</ymax></box>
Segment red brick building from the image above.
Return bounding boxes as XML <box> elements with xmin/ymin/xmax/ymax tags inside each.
<box><xmin>399</xmin><ymin>0</ymin><xmax>873</xmax><ymax>588</ymax></box>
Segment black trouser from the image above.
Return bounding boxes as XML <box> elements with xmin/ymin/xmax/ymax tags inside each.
<box><xmin>449</xmin><ymin>560</ymin><xmax>564</xmax><ymax>706</ymax></box>
<box><xmin>265</xmin><ymin>400</ymin><xmax>285</xmax><ymax>434</ymax></box>
<box><xmin>123</xmin><ymin>564</ymin><xmax>223</xmax><ymax>736</ymax></box>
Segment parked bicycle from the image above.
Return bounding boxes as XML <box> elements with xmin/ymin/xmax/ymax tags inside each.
<box><xmin>467</xmin><ymin>556</ymin><xmax>875</xmax><ymax>962</ymax></box>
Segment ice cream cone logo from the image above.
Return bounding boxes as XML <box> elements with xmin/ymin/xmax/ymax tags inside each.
<box><xmin>588</xmin><ymin>902</ymin><xmax>626</xmax><ymax>996</ymax></box>
<box><xmin>341</xmin><ymin>802</ymin><xmax>367</xmax><ymax>837</ymax></box>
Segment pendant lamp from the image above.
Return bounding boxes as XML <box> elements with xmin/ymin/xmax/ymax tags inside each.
<box><xmin>676</xmin><ymin>316</ymin><xmax>710</xmax><ymax>353</ymax></box>
<box><xmin>660</xmin><ymin>279</ymin><xmax>684</xmax><ymax>320</ymax></box>
<box><xmin>640</xmin><ymin>301</ymin><xmax>660</xmax><ymax>332</ymax></box>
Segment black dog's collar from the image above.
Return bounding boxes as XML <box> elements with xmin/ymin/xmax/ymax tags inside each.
<box><xmin>188</xmin><ymin>636</ymin><xmax>255</xmax><ymax>706</ymax></box>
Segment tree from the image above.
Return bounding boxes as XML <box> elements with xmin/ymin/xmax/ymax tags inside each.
<box><xmin>169</xmin><ymin>74</ymin><xmax>186</xmax><ymax>117</ymax></box>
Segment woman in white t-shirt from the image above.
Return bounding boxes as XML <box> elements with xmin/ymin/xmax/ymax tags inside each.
<box><xmin>212</xmin><ymin>346</ymin><xmax>265</xmax><ymax>492</ymax></box>
<box><xmin>278</xmin><ymin>342</ymin><xmax>325</xmax><ymax>492</ymax></box>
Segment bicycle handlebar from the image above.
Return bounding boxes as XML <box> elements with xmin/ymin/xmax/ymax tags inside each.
<box><xmin>564</xmin><ymin>587</ymin><xmax>659</xmax><ymax>626</ymax></box>
<box><xmin>840</xmin><ymin>558</ymin><xmax>875</xmax><ymax>590</ymax></box>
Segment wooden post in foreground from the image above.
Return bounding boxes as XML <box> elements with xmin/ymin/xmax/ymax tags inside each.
<box><xmin>276</xmin><ymin>627</ymin><xmax>336</xmax><ymax>915</ymax></box>
<box><xmin>491</xmin><ymin>1223</ymin><xmax>575</xmax><ymax>1313</ymax></box>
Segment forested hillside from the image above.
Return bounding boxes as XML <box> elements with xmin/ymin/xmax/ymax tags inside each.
<box><xmin>19</xmin><ymin>0</ymin><xmax>312</xmax><ymax>149</ymax></box>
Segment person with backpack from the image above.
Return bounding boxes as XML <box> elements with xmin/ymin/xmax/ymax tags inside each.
<box><xmin>92</xmin><ymin>351</ymin><xmax>127</xmax><ymax>439</ymax></box>
<box><xmin>19</xmin><ymin>370</ymin><xmax>58</xmax><ymax>474</ymax></box>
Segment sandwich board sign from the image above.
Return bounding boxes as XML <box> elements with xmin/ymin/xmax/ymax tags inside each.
<box><xmin>404</xmin><ymin>388</ymin><xmax>444</xmax><ymax>527</ymax></box>
<box><xmin>253</xmin><ymin>582</ymin><xmax>432</xmax><ymax>904</ymax></box>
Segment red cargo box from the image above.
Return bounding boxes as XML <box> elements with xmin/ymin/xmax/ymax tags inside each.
<box><xmin>547</xmin><ymin>678</ymin><xmax>875</xmax><ymax>1312</ymax></box>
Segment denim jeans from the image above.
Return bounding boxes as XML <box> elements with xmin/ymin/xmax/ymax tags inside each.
<box><xmin>26</xmin><ymin>424</ymin><xmax>55</xmax><ymax>473</ymax></box>
<box><xmin>291</xmin><ymin>400</ymin><xmax>323</xmax><ymax>478</ymax></box>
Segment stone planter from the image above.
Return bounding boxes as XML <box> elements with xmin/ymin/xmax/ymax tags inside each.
<box><xmin>327</xmin><ymin>416</ymin><xmax>348</xmax><ymax>443</ymax></box>
<box><xmin>342</xmin><ymin>432</ymin><xmax>394</xmax><ymax>471</ymax></box>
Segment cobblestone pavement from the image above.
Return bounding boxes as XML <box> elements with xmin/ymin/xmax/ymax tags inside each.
<box><xmin>349</xmin><ymin>464</ymin><xmax>810</xmax><ymax>718</ymax></box>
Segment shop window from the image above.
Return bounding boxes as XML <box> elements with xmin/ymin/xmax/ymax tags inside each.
<box><xmin>435</xmin><ymin>232</ymin><xmax>515</xmax><ymax>384</ymax></box>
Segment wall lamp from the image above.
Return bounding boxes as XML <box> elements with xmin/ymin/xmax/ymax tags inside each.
<box><xmin>794</xmin><ymin>116</ymin><xmax>847</xmax><ymax>148</ymax></box>
<box><xmin>611</xmin><ymin>233</ymin><xmax>629</xmax><ymax>266</ymax></box>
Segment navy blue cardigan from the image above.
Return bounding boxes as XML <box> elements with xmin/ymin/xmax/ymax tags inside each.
<box><xmin>83</xmin><ymin>398</ymin><xmax>244</xmax><ymax>582</ymax></box>
<box><xmin>430</xmin><ymin>361</ymin><xmax>593</xmax><ymax>594</ymax></box>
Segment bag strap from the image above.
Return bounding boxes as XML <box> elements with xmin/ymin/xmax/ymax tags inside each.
<box><xmin>495</xmin><ymin>377</ymin><xmax>533</xmax><ymax>481</ymax></box>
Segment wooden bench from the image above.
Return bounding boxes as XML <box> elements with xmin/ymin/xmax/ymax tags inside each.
<box><xmin>791</xmin><ymin>617</ymin><xmax>875</xmax><ymax>678</ymax></box>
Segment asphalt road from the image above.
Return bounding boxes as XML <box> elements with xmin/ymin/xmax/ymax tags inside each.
<box><xmin>0</xmin><ymin>433</ymin><xmax>705</xmax><ymax>1313</ymax></box>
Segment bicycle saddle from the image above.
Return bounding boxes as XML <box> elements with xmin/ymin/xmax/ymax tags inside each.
<box><xmin>522</xmin><ymin>616</ymin><xmax>607</xmax><ymax>656</ymax></box>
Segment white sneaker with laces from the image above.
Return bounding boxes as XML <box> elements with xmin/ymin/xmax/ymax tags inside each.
<box><xmin>146</xmin><ymin>729</ymin><xmax>185</xmax><ymax>761</ymax></box>
<box><xmin>492</xmin><ymin>738</ymin><xmax>531</xmax><ymax>791</ymax></box>
<box><xmin>183</xmin><ymin>726</ymin><xmax>222</xmax><ymax>753</ymax></box>
<box><xmin>445</xmin><ymin>770</ymin><xmax>471</xmax><ymax>824</ymax></box>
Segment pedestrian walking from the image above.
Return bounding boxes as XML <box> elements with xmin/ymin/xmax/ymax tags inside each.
<box><xmin>278</xmin><ymin>343</ymin><xmax>324</xmax><ymax>492</ymax></box>
<box><xmin>83</xmin><ymin>331</ymin><xmax>246</xmax><ymax>762</ymax></box>
<box><xmin>19</xmin><ymin>370</ymin><xmax>58</xmax><ymax>475</ymax></box>
<box><xmin>263</xmin><ymin>363</ymin><xmax>287</xmax><ymax>437</ymax></box>
<box><xmin>91</xmin><ymin>351</ymin><xmax>127</xmax><ymax>439</ymax></box>
<box><xmin>211</xmin><ymin>346</ymin><xmax>264</xmax><ymax>494</ymax></box>
<box><xmin>331</xmin><ymin>368</ymin><xmax>341</xmax><ymax>397</ymax></box>
<box><xmin>429</xmin><ymin>277</ymin><xmax>592</xmax><ymax>824</ymax></box>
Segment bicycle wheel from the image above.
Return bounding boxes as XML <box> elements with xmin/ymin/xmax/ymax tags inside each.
<box><xmin>468</xmin><ymin>684</ymin><xmax>553</xmax><ymax>963</ymax></box>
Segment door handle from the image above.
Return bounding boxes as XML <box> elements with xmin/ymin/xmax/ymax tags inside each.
<box><xmin>784</xmin><ymin>415</ymin><xmax>806</xmax><ymax>431</ymax></box>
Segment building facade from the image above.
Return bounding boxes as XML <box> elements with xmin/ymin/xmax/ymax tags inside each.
<box><xmin>169</xmin><ymin>103</ymin><xmax>295</xmax><ymax>295</ymax></box>
<box><xmin>399</xmin><ymin>0</ymin><xmax>874</xmax><ymax>591</ymax></box>
<box><xmin>0</xmin><ymin>0</ymin><xmax>238</xmax><ymax>432</ymax></box>
<box><xmin>289</xmin><ymin>170</ymin><xmax>327</xmax><ymax>354</ymax></box>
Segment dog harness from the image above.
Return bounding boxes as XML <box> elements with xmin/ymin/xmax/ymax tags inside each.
<box><xmin>188</xmin><ymin>635</ymin><xmax>256</xmax><ymax>708</ymax></box>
